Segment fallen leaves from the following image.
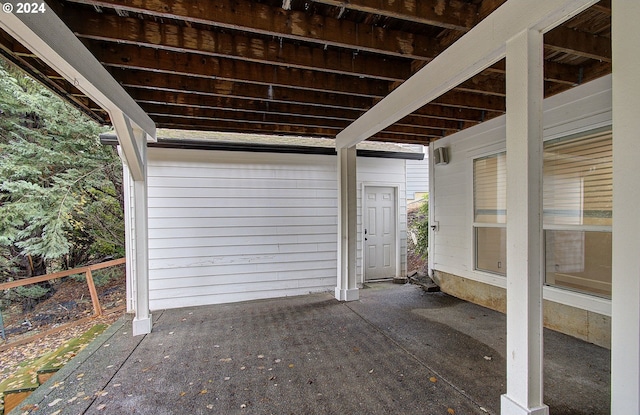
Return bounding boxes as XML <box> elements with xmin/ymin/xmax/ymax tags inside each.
<box><xmin>429</xmin><ymin>376</ymin><xmax>437</xmax><ymax>383</ymax></box>
<box><xmin>447</xmin><ymin>408</ymin><xmax>455</xmax><ymax>414</ymax></box>
<box><xmin>48</xmin><ymin>398</ymin><xmax>62</xmax><ymax>407</ymax></box>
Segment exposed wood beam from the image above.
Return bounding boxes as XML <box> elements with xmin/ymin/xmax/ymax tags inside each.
<box><xmin>117</xmin><ymin>71</ymin><xmax>372</xmax><ymax>110</ymax></box>
<box><xmin>113</xmin><ymin>68</ymin><xmax>497</xmax><ymax>122</ymax></box>
<box><xmin>545</xmin><ymin>25</ymin><xmax>611</xmax><ymax>61</ymax></box>
<box><xmin>308</xmin><ymin>0</ymin><xmax>478</xmax><ymax>31</ymax></box>
<box><xmin>544</xmin><ymin>60</ymin><xmax>611</xmax><ymax>95</ymax></box>
<box><xmin>86</xmin><ymin>39</ymin><xmax>391</xmax><ymax>98</ymax></box>
<box><xmin>127</xmin><ymin>87</ymin><xmax>467</xmax><ymax>131</ymax></box>
<box><xmin>337</xmin><ymin>0</ymin><xmax>598</xmax><ymax>148</ymax></box>
<box><xmin>0</xmin><ymin>30</ymin><xmax>105</xmax><ymax>123</ymax></box>
<box><xmin>151</xmin><ymin>116</ymin><xmax>441</xmax><ymax>141</ymax></box>
<box><xmin>435</xmin><ymin>91</ymin><xmax>505</xmax><ymax>111</ymax></box>
<box><xmin>592</xmin><ymin>0</ymin><xmax>611</xmax><ymax>14</ymax></box>
<box><xmin>66</xmin><ymin>0</ymin><xmax>442</xmax><ymax>60</ymax></box>
<box><xmin>66</xmin><ymin>11</ymin><xmax>412</xmax><ymax>82</ymax></box>
<box><xmin>489</xmin><ymin>58</ymin><xmax>604</xmax><ymax>86</ymax></box>
<box><xmin>140</xmin><ymin>102</ymin><xmax>449</xmax><ymax>136</ymax></box>
<box><xmin>90</xmin><ymin>39</ymin><xmax>508</xmax><ymax>112</ymax></box>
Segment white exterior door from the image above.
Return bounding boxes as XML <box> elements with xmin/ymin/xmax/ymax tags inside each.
<box><xmin>364</xmin><ymin>186</ymin><xmax>397</xmax><ymax>281</ymax></box>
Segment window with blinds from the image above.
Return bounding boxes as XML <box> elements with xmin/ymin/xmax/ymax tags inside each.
<box><xmin>543</xmin><ymin>130</ymin><xmax>612</xmax><ymax>227</ymax></box>
<box><xmin>543</xmin><ymin>130</ymin><xmax>612</xmax><ymax>298</ymax></box>
<box><xmin>472</xmin><ymin>130</ymin><xmax>612</xmax><ymax>297</ymax></box>
<box><xmin>474</xmin><ymin>153</ymin><xmax>507</xmax><ymax>224</ymax></box>
<box><xmin>473</xmin><ymin>152</ymin><xmax>507</xmax><ymax>275</ymax></box>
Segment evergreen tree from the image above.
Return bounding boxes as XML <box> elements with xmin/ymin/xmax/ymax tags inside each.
<box><xmin>0</xmin><ymin>57</ymin><xmax>124</xmax><ymax>294</ymax></box>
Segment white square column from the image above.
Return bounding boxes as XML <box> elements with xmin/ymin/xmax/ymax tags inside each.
<box><xmin>500</xmin><ymin>28</ymin><xmax>548</xmax><ymax>415</ymax></box>
<box><xmin>131</xmin><ymin>172</ymin><xmax>152</xmax><ymax>335</ymax></box>
<box><xmin>113</xmin><ymin>113</ymin><xmax>152</xmax><ymax>336</ymax></box>
<box><xmin>611</xmin><ymin>0</ymin><xmax>640</xmax><ymax>413</ymax></box>
<box><xmin>335</xmin><ymin>146</ymin><xmax>359</xmax><ymax>301</ymax></box>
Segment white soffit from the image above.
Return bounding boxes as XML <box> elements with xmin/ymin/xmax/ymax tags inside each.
<box><xmin>336</xmin><ymin>0</ymin><xmax>598</xmax><ymax>149</ymax></box>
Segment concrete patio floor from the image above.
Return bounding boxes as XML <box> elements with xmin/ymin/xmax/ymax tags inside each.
<box><xmin>15</xmin><ymin>283</ymin><xmax>610</xmax><ymax>415</ymax></box>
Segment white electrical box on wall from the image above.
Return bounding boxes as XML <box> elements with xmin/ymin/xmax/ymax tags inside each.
<box><xmin>434</xmin><ymin>146</ymin><xmax>449</xmax><ymax>165</ymax></box>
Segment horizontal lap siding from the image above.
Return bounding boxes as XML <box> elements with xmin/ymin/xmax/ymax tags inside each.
<box><xmin>146</xmin><ymin>148</ymin><xmax>338</xmax><ymax>310</ymax></box>
<box><xmin>406</xmin><ymin>150</ymin><xmax>429</xmax><ymax>201</ymax></box>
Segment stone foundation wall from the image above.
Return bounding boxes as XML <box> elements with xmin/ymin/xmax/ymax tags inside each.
<box><xmin>432</xmin><ymin>270</ymin><xmax>611</xmax><ymax>349</ymax></box>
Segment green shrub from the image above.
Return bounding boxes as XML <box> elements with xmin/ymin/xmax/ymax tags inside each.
<box><xmin>414</xmin><ymin>195</ymin><xmax>429</xmax><ymax>259</ymax></box>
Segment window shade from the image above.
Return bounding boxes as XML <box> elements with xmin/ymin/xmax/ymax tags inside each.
<box><xmin>473</xmin><ymin>152</ymin><xmax>507</xmax><ymax>224</ymax></box>
<box><xmin>543</xmin><ymin>131</ymin><xmax>612</xmax><ymax>226</ymax></box>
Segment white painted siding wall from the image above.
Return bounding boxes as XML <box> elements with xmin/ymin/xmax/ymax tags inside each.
<box><xmin>430</xmin><ymin>75</ymin><xmax>612</xmax><ymax>315</ymax></box>
<box><xmin>142</xmin><ymin>148</ymin><xmax>406</xmax><ymax>310</ymax></box>
<box><xmin>405</xmin><ymin>145</ymin><xmax>429</xmax><ymax>203</ymax></box>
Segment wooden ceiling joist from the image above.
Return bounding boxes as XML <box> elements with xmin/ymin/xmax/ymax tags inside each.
<box><xmin>65</xmin><ymin>0</ymin><xmax>443</xmax><ymax>60</ymax></box>
<box><xmin>0</xmin><ymin>0</ymin><xmax>613</xmax><ymax>144</ymax></box>
<box><xmin>66</xmin><ymin>11</ymin><xmax>414</xmax><ymax>82</ymax></box>
<box><xmin>308</xmin><ymin>0</ymin><xmax>479</xmax><ymax>31</ymax></box>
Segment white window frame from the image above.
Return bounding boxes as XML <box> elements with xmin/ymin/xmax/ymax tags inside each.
<box><xmin>542</xmin><ymin>127</ymin><xmax>612</xmax><ymax>298</ymax></box>
<box><xmin>472</xmin><ymin>151</ymin><xmax>507</xmax><ymax>277</ymax></box>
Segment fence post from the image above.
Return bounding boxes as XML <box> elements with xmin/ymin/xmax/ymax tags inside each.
<box><xmin>85</xmin><ymin>269</ymin><xmax>102</xmax><ymax>317</ymax></box>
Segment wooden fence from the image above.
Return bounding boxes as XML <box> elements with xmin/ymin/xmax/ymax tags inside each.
<box><xmin>0</xmin><ymin>257</ymin><xmax>126</xmax><ymax>317</ymax></box>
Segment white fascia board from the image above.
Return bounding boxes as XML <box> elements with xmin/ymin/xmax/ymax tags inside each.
<box><xmin>0</xmin><ymin>9</ymin><xmax>156</xmax><ymax>176</ymax></box>
<box><xmin>335</xmin><ymin>0</ymin><xmax>598</xmax><ymax>149</ymax></box>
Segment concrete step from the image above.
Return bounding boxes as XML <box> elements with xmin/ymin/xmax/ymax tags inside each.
<box><xmin>407</xmin><ymin>270</ymin><xmax>440</xmax><ymax>292</ymax></box>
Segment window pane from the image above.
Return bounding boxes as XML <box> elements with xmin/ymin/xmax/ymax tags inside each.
<box><xmin>474</xmin><ymin>153</ymin><xmax>506</xmax><ymax>224</ymax></box>
<box><xmin>545</xmin><ymin>230</ymin><xmax>611</xmax><ymax>298</ymax></box>
<box><xmin>543</xmin><ymin>131</ymin><xmax>612</xmax><ymax>226</ymax></box>
<box><xmin>476</xmin><ymin>227</ymin><xmax>506</xmax><ymax>275</ymax></box>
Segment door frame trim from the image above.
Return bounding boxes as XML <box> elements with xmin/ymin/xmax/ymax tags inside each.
<box><xmin>361</xmin><ymin>183</ymin><xmax>401</xmax><ymax>284</ymax></box>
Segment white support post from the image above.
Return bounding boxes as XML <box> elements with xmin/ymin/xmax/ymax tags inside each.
<box><xmin>501</xmin><ymin>28</ymin><xmax>548</xmax><ymax>415</ymax></box>
<box><xmin>113</xmin><ymin>114</ymin><xmax>152</xmax><ymax>336</ymax></box>
<box><xmin>611</xmin><ymin>1</ymin><xmax>640</xmax><ymax>413</ymax></box>
<box><xmin>120</xmin><ymin>158</ymin><xmax>136</xmax><ymax>313</ymax></box>
<box><xmin>335</xmin><ymin>146</ymin><xmax>359</xmax><ymax>301</ymax></box>
<box><xmin>0</xmin><ymin>7</ymin><xmax>155</xmax><ymax>335</ymax></box>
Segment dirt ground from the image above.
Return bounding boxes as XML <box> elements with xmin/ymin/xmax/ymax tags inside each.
<box><xmin>0</xmin><ymin>270</ymin><xmax>126</xmax><ymax>384</ymax></box>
